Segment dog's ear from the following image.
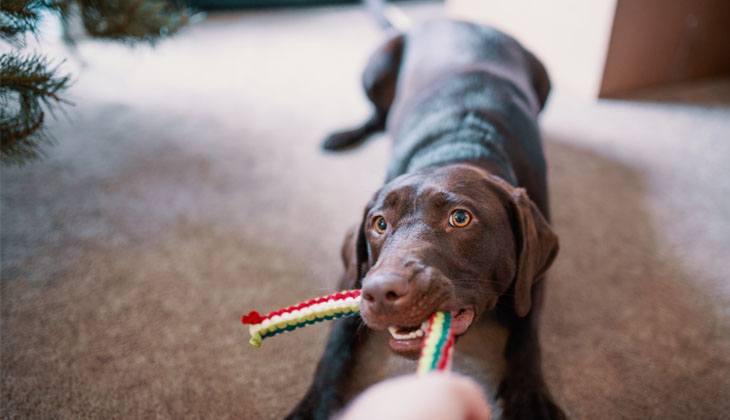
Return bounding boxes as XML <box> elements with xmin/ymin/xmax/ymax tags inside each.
<box><xmin>483</xmin><ymin>173</ymin><xmax>559</xmax><ymax>317</ymax></box>
<box><xmin>337</xmin><ymin>198</ymin><xmax>376</xmax><ymax>290</ymax></box>
<box><xmin>508</xmin><ymin>187</ymin><xmax>559</xmax><ymax>317</ymax></box>
<box><xmin>336</xmin><ymin>225</ymin><xmax>361</xmax><ymax>290</ymax></box>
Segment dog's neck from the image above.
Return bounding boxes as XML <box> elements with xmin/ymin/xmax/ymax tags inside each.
<box><xmin>343</xmin><ymin>312</ymin><xmax>508</xmax><ymax>417</ymax></box>
<box><xmin>386</xmin><ymin>111</ymin><xmax>517</xmax><ymax>184</ymax></box>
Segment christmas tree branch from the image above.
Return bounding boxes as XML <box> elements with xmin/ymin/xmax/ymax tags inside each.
<box><xmin>77</xmin><ymin>0</ymin><xmax>189</xmax><ymax>44</ymax></box>
<box><xmin>0</xmin><ymin>0</ymin><xmax>64</xmax><ymax>45</ymax></box>
<box><xmin>1</xmin><ymin>0</ymin><xmax>191</xmax><ymax>165</ymax></box>
<box><xmin>1</xmin><ymin>52</ymin><xmax>72</xmax><ymax>164</ymax></box>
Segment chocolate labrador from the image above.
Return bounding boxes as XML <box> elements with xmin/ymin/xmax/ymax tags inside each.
<box><xmin>288</xmin><ymin>18</ymin><xmax>564</xmax><ymax>420</ymax></box>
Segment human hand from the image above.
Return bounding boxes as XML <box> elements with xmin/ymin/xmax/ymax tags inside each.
<box><xmin>339</xmin><ymin>373</ymin><xmax>491</xmax><ymax>420</ymax></box>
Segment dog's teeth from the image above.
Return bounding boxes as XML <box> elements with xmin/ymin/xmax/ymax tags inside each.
<box><xmin>388</xmin><ymin>326</ymin><xmax>423</xmax><ymax>340</ymax></box>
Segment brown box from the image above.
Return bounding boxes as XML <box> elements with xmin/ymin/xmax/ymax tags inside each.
<box><xmin>447</xmin><ymin>0</ymin><xmax>730</xmax><ymax>99</ymax></box>
<box><xmin>600</xmin><ymin>0</ymin><xmax>730</xmax><ymax>97</ymax></box>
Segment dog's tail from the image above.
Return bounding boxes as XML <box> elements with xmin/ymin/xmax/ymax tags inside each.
<box><xmin>365</xmin><ymin>0</ymin><xmax>411</xmax><ymax>31</ymax></box>
<box><xmin>524</xmin><ymin>49</ymin><xmax>551</xmax><ymax>112</ymax></box>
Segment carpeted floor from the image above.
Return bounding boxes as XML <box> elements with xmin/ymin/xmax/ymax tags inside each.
<box><xmin>2</xmin><ymin>4</ymin><xmax>729</xmax><ymax>419</ymax></box>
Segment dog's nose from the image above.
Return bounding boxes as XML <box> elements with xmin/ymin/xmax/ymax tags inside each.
<box><xmin>361</xmin><ymin>272</ymin><xmax>410</xmax><ymax>311</ymax></box>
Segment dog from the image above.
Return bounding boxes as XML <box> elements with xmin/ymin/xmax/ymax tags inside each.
<box><xmin>287</xmin><ymin>10</ymin><xmax>564</xmax><ymax>420</ymax></box>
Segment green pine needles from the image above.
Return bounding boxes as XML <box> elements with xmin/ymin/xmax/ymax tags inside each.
<box><xmin>0</xmin><ymin>0</ymin><xmax>54</xmax><ymax>44</ymax></box>
<box><xmin>1</xmin><ymin>0</ymin><xmax>190</xmax><ymax>165</ymax></box>
<box><xmin>76</xmin><ymin>0</ymin><xmax>189</xmax><ymax>43</ymax></box>
<box><xmin>0</xmin><ymin>53</ymin><xmax>71</xmax><ymax>164</ymax></box>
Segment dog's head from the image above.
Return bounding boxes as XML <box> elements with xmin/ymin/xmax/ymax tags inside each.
<box><xmin>340</xmin><ymin>164</ymin><xmax>558</xmax><ymax>356</ymax></box>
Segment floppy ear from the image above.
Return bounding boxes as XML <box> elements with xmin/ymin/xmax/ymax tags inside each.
<box><xmin>509</xmin><ymin>187</ymin><xmax>559</xmax><ymax>317</ymax></box>
<box><xmin>336</xmin><ymin>200</ymin><xmax>375</xmax><ymax>290</ymax></box>
<box><xmin>336</xmin><ymin>226</ymin><xmax>361</xmax><ymax>290</ymax></box>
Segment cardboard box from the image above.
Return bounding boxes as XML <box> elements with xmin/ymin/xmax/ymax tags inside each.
<box><xmin>447</xmin><ymin>0</ymin><xmax>730</xmax><ymax>98</ymax></box>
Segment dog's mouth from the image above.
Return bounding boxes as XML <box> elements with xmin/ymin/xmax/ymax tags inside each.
<box><xmin>386</xmin><ymin>307</ymin><xmax>475</xmax><ymax>356</ymax></box>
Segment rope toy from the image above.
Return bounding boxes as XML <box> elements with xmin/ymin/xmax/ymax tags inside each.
<box><xmin>241</xmin><ymin>290</ymin><xmax>361</xmax><ymax>348</ymax></box>
<box><xmin>417</xmin><ymin>311</ymin><xmax>455</xmax><ymax>374</ymax></box>
<box><xmin>241</xmin><ymin>289</ymin><xmax>454</xmax><ymax>373</ymax></box>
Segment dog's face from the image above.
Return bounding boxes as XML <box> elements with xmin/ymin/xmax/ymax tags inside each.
<box><xmin>344</xmin><ymin>164</ymin><xmax>558</xmax><ymax>356</ymax></box>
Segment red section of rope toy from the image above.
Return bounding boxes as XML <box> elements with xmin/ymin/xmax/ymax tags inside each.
<box><xmin>241</xmin><ymin>311</ymin><xmax>263</xmax><ymax>325</ymax></box>
<box><xmin>437</xmin><ymin>334</ymin><xmax>455</xmax><ymax>370</ymax></box>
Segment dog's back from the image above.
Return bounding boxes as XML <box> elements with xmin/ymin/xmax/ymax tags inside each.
<box><xmin>386</xmin><ymin>19</ymin><xmax>552</xmax><ymax>214</ymax></box>
<box><xmin>392</xmin><ymin>19</ymin><xmax>548</xmax><ymax>115</ymax></box>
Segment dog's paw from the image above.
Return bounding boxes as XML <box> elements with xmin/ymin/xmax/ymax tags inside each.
<box><xmin>285</xmin><ymin>391</ymin><xmax>341</xmax><ymax>420</ymax></box>
<box><xmin>284</xmin><ymin>402</ymin><xmax>316</xmax><ymax>420</ymax></box>
<box><xmin>284</xmin><ymin>410</ymin><xmax>313</xmax><ymax>420</ymax></box>
<box><xmin>499</xmin><ymin>381</ymin><xmax>566</xmax><ymax>420</ymax></box>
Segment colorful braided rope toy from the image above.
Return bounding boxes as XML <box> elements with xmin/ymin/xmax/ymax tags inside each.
<box><xmin>241</xmin><ymin>289</ymin><xmax>454</xmax><ymax>373</ymax></box>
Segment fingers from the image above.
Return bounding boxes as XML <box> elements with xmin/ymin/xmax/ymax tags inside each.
<box><xmin>339</xmin><ymin>373</ymin><xmax>491</xmax><ymax>420</ymax></box>
<box><xmin>446</xmin><ymin>375</ymin><xmax>492</xmax><ymax>420</ymax></box>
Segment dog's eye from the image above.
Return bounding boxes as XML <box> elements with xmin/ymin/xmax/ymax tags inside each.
<box><xmin>449</xmin><ymin>209</ymin><xmax>472</xmax><ymax>228</ymax></box>
<box><xmin>373</xmin><ymin>216</ymin><xmax>387</xmax><ymax>234</ymax></box>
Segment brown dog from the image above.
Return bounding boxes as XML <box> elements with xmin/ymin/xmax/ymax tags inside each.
<box><xmin>288</xmin><ymin>18</ymin><xmax>563</xmax><ymax>420</ymax></box>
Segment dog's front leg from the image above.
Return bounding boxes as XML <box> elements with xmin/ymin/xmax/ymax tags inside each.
<box><xmin>286</xmin><ymin>316</ymin><xmax>362</xmax><ymax>420</ymax></box>
<box><xmin>498</xmin><ymin>284</ymin><xmax>565</xmax><ymax>420</ymax></box>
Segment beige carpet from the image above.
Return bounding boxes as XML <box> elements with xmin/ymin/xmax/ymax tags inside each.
<box><xmin>2</xmin><ymin>4</ymin><xmax>730</xmax><ymax>419</ymax></box>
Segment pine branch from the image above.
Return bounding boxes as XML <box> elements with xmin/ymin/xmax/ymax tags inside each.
<box><xmin>0</xmin><ymin>0</ymin><xmax>61</xmax><ymax>45</ymax></box>
<box><xmin>1</xmin><ymin>0</ymin><xmax>191</xmax><ymax>165</ymax></box>
<box><xmin>0</xmin><ymin>52</ymin><xmax>72</xmax><ymax>165</ymax></box>
<box><xmin>76</xmin><ymin>0</ymin><xmax>189</xmax><ymax>44</ymax></box>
